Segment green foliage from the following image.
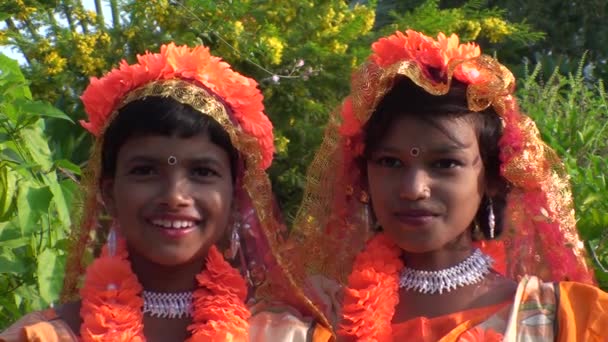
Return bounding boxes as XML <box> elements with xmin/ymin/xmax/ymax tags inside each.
<box><xmin>371</xmin><ymin>0</ymin><xmax>544</xmax><ymax>45</ymax></box>
<box><xmin>0</xmin><ymin>53</ymin><xmax>79</xmax><ymax>329</ymax></box>
<box><xmin>486</xmin><ymin>0</ymin><xmax>608</xmax><ymax>80</ymax></box>
<box><xmin>517</xmin><ymin>61</ymin><xmax>608</xmax><ymax>289</ymax></box>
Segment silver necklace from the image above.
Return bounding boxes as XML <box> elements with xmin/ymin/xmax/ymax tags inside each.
<box><xmin>142</xmin><ymin>291</ymin><xmax>193</xmax><ymax>319</ymax></box>
<box><xmin>399</xmin><ymin>248</ymin><xmax>494</xmax><ymax>295</ymax></box>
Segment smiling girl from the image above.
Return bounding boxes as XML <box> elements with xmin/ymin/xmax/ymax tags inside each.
<box><xmin>0</xmin><ymin>44</ymin><xmax>331</xmax><ymax>341</ymax></box>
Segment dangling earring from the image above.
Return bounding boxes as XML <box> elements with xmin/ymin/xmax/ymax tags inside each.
<box><xmin>107</xmin><ymin>222</ymin><xmax>118</xmax><ymax>257</ymax></box>
<box><xmin>105</xmin><ymin>223</ymin><xmax>119</xmax><ymax>291</ymax></box>
<box><xmin>225</xmin><ymin>215</ymin><xmax>241</xmax><ymax>260</ymax></box>
<box><xmin>488</xmin><ymin>198</ymin><xmax>496</xmax><ymax>239</ymax></box>
<box><xmin>473</xmin><ymin>220</ymin><xmax>482</xmax><ymax>239</ymax></box>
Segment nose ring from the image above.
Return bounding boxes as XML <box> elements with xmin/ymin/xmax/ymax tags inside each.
<box><xmin>409</xmin><ymin>147</ymin><xmax>420</xmax><ymax>157</ymax></box>
<box><xmin>167</xmin><ymin>156</ymin><xmax>178</xmax><ymax>165</ymax></box>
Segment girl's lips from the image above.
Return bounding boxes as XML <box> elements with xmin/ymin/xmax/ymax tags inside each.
<box><xmin>394</xmin><ymin>210</ymin><xmax>438</xmax><ymax>226</ymax></box>
<box><xmin>156</xmin><ymin>226</ymin><xmax>197</xmax><ymax>238</ymax></box>
<box><xmin>150</xmin><ymin>219</ymin><xmax>197</xmax><ymax>229</ymax></box>
<box><xmin>147</xmin><ymin>216</ymin><xmax>202</xmax><ymax>239</ymax></box>
<box><xmin>395</xmin><ymin>214</ymin><xmax>436</xmax><ymax>226</ymax></box>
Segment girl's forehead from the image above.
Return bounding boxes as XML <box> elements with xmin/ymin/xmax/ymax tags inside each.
<box><xmin>382</xmin><ymin>115</ymin><xmax>478</xmax><ymax>145</ymax></box>
<box><xmin>117</xmin><ymin>134</ymin><xmax>215</xmax><ymax>157</ymax></box>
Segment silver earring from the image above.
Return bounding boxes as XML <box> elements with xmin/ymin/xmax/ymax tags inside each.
<box><xmin>107</xmin><ymin>223</ymin><xmax>118</xmax><ymax>257</ymax></box>
<box><xmin>473</xmin><ymin>220</ymin><xmax>481</xmax><ymax>238</ymax></box>
<box><xmin>225</xmin><ymin>219</ymin><xmax>241</xmax><ymax>259</ymax></box>
<box><xmin>488</xmin><ymin>198</ymin><xmax>495</xmax><ymax>239</ymax></box>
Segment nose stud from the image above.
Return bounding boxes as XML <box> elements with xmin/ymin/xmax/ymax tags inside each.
<box><xmin>167</xmin><ymin>156</ymin><xmax>178</xmax><ymax>165</ymax></box>
<box><xmin>409</xmin><ymin>147</ymin><xmax>420</xmax><ymax>157</ymax></box>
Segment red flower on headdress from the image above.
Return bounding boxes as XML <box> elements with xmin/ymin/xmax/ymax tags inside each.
<box><xmin>80</xmin><ymin>43</ymin><xmax>274</xmax><ymax>169</ymax></box>
<box><xmin>371</xmin><ymin>30</ymin><xmax>481</xmax><ymax>83</ymax></box>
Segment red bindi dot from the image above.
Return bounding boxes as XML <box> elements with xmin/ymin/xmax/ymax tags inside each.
<box><xmin>167</xmin><ymin>156</ymin><xmax>178</xmax><ymax>165</ymax></box>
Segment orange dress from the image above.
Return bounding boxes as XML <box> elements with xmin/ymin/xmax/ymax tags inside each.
<box><xmin>391</xmin><ymin>276</ymin><xmax>608</xmax><ymax>342</ymax></box>
<box><xmin>392</xmin><ymin>302</ymin><xmax>509</xmax><ymax>341</ymax></box>
<box><xmin>0</xmin><ymin>308</ymin><xmax>333</xmax><ymax>342</ymax></box>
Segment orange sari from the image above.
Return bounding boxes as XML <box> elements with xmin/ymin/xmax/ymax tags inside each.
<box><xmin>0</xmin><ymin>308</ymin><xmax>333</xmax><ymax>342</ymax></box>
<box><xmin>391</xmin><ymin>276</ymin><xmax>608</xmax><ymax>342</ymax></box>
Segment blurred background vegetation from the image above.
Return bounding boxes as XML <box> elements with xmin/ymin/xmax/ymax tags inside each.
<box><xmin>0</xmin><ymin>0</ymin><xmax>606</xmax><ymax>328</ymax></box>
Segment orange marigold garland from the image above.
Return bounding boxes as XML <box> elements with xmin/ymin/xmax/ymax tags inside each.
<box><xmin>339</xmin><ymin>234</ymin><xmax>403</xmax><ymax>341</ymax></box>
<box><xmin>339</xmin><ymin>235</ymin><xmax>506</xmax><ymax>341</ymax></box>
<box><xmin>80</xmin><ymin>238</ymin><xmax>250</xmax><ymax>341</ymax></box>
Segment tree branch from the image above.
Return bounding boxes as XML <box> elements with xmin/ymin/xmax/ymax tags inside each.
<box><xmin>94</xmin><ymin>0</ymin><xmax>105</xmax><ymax>28</ymax></box>
<box><xmin>61</xmin><ymin>0</ymin><xmax>77</xmax><ymax>33</ymax></box>
<box><xmin>3</xmin><ymin>19</ymin><xmax>31</xmax><ymax>65</ymax></box>
<box><xmin>109</xmin><ymin>0</ymin><xmax>120</xmax><ymax>29</ymax></box>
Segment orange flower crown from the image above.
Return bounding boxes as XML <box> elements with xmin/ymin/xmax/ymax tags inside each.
<box><xmin>371</xmin><ymin>29</ymin><xmax>481</xmax><ymax>83</ymax></box>
<box><xmin>80</xmin><ymin>43</ymin><xmax>274</xmax><ymax>169</ymax></box>
<box><xmin>340</xmin><ymin>30</ymin><xmax>488</xmax><ymax>139</ymax></box>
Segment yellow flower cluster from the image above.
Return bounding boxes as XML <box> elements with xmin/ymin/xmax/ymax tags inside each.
<box><xmin>0</xmin><ymin>31</ymin><xmax>8</xmax><ymax>45</ymax></box>
<box><xmin>234</xmin><ymin>21</ymin><xmax>245</xmax><ymax>37</ymax></box>
<box><xmin>260</xmin><ymin>35</ymin><xmax>284</xmax><ymax>65</ymax></box>
<box><xmin>147</xmin><ymin>0</ymin><xmax>171</xmax><ymax>26</ymax></box>
<box><xmin>73</xmin><ymin>32</ymin><xmax>111</xmax><ymax>75</ymax></box>
<box><xmin>30</xmin><ymin>39</ymin><xmax>67</xmax><ymax>76</ymax></box>
<box><xmin>481</xmin><ymin>17</ymin><xmax>512</xmax><ymax>43</ymax></box>
<box><xmin>275</xmin><ymin>135</ymin><xmax>290</xmax><ymax>155</ymax></box>
<box><xmin>320</xmin><ymin>8</ymin><xmax>345</xmax><ymax>35</ymax></box>
<box><xmin>13</xmin><ymin>0</ymin><xmax>37</xmax><ymax>21</ymax></box>
<box><xmin>42</xmin><ymin>50</ymin><xmax>67</xmax><ymax>76</ymax></box>
<box><xmin>353</xmin><ymin>5</ymin><xmax>376</xmax><ymax>33</ymax></box>
<box><xmin>73</xmin><ymin>7</ymin><xmax>96</xmax><ymax>26</ymax></box>
<box><xmin>329</xmin><ymin>40</ymin><xmax>348</xmax><ymax>54</ymax></box>
<box><xmin>457</xmin><ymin>20</ymin><xmax>482</xmax><ymax>41</ymax></box>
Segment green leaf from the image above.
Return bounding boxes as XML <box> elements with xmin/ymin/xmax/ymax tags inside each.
<box><xmin>0</xmin><ymin>220</ymin><xmax>21</xmax><ymax>242</ymax></box>
<box><xmin>42</xmin><ymin>173</ymin><xmax>71</xmax><ymax>228</ymax></box>
<box><xmin>582</xmin><ymin>194</ymin><xmax>601</xmax><ymax>207</ymax></box>
<box><xmin>14</xmin><ymin>98</ymin><xmax>73</xmax><ymax>123</ymax></box>
<box><xmin>0</xmin><ymin>164</ymin><xmax>17</xmax><ymax>221</ymax></box>
<box><xmin>18</xmin><ymin>120</ymin><xmax>53</xmax><ymax>171</ymax></box>
<box><xmin>60</xmin><ymin>178</ymin><xmax>80</xmax><ymax>210</ymax></box>
<box><xmin>0</xmin><ymin>147</ymin><xmax>23</xmax><ymax>164</ymax></box>
<box><xmin>54</xmin><ymin>159</ymin><xmax>82</xmax><ymax>176</ymax></box>
<box><xmin>0</xmin><ymin>249</ymin><xmax>26</xmax><ymax>274</ymax></box>
<box><xmin>0</xmin><ymin>54</ymin><xmax>31</xmax><ymax>100</ymax></box>
<box><xmin>17</xmin><ymin>183</ymin><xmax>53</xmax><ymax>236</ymax></box>
<box><xmin>36</xmin><ymin>249</ymin><xmax>65</xmax><ymax>305</ymax></box>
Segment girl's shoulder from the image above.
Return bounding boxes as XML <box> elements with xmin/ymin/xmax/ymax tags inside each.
<box><xmin>0</xmin><ymin>308</ymin><xmax>77</xmax><ymax>342</ymax></box>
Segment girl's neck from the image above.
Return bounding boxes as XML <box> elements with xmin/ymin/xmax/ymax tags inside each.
<box><xmin>400</xmin><ymin>231</ymin><xmax>473</xmax><ymax>271</ymax></box>
<box><xmin>128</xmin><ymin>248</ymin><xmax>206</xmax><ymax>292</ymax></box>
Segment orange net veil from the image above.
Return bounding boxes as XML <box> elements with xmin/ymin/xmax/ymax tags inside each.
<box><xmin>60</xmin><ymin>43</ymin><xmax>322</xmax><ymax>322</ymax></box>
<box><xmin>286</xmin><ymin>30</ymin><xmax>595</xmax><ymax>326</ymax></box>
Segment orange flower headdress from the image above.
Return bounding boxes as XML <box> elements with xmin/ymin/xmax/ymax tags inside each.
<box><xmin>288</xmin><ymin>30</ymin><xmax>595</xmax><ymax>328</ymax></box>
<box><xmin>61</xmin><ymin>43</ymin><xmax>320</xmax><ymax>339</ymax></box>
<box><xmin>80</xmin><ymin>42</ymin><xmax>273</xmax><ymax>169</ymax></box>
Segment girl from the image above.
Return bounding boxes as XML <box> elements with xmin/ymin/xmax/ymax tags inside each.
<box><xmin>290</xmin><ymin>30</ymin><xmax>607</xmax><ymax>341</ymax></box>
<box><xmin>1</xmin><ymin>43</ymin><xmax>331</xmax><ymax>341</ymax></box>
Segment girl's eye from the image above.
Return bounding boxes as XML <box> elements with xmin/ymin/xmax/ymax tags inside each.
<box><xmin>129</xmin><ymin>165</ymin><xmax>156</xmax><ymax>175</ymax></box>
<box><xmin>432</xmin><ymin>159</ymin><xmax>463</xmax><ymax>169</ymax></box>
<box><xmin>374</xmin><ymin>157</ymin><xmax>403</xmax><ymax>168</ymax></box>
<box><xmin>192</xmin><ymin>167</ymin><xmax>220</xmax><ymax>178</ymax></box>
